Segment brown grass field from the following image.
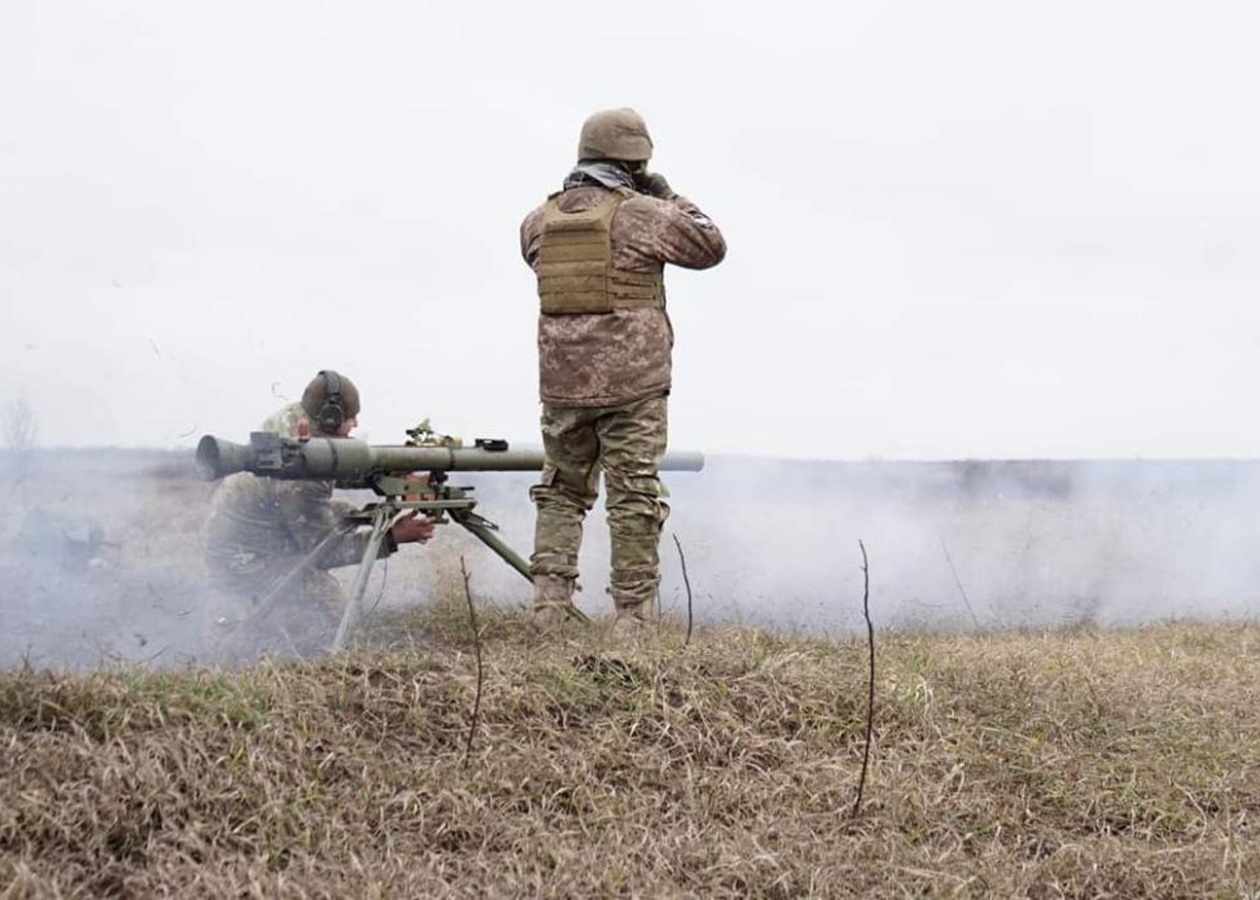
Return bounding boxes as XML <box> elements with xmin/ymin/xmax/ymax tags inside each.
<box><xmin>3</xmin><ymin>451</ymin><xmax>1260</xmax><ymax>895</ymax></box>
<box><xmin>3</xmin><ymin>605</ymin><xmax>1260</xmax><ymax>898</ymax></box>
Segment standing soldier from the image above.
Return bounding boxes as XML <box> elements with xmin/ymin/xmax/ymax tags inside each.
<box><xmin>520</xmin><ymin>107</ymin><xmax>727</xmax><ymax>632</ymax></box>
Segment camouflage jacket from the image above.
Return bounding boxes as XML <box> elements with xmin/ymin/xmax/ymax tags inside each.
<box><xmin>203</xmin><ymin>403</ymin><xmax>391</xmax><ymax>594</ymax></box>
<box><xmin>203</xmin><ymin>472</ymin><xmax>390</xmax><ymax>595</ymax></box>
<box><xmin>520</xmin><ymin>185</ymin><xmax>726</xmax><ymax>407</ymax></box>
<box><xmin>259</xmin><ymin>401</ymin><xmax>307</xmax><ymax>437</ymax></box>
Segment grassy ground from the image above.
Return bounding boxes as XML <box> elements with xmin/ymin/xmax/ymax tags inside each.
<box><xmin>3</xmin><ymin>608</ymin><xmax>1260</xmax><ymax>898</ymax></box>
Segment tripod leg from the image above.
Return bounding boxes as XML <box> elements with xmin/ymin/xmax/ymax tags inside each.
<box><xmin>330</xmin><ymin>506</ymin><xmax>393</xmax><ymax>652</ymax></box>
<box><xmin>450</xmin><ymin>509</ymin><xmax>533</xmax><ymax>582</ymax></box>
<box><xmin>248</xmin><ymin>522</ymin><xmax>357</xmax><ymax>626</ymax></box>
<box><xmin>451</xmin><ymin>509</ymin><xmax>590</xmax><ymax>624</ymax></box>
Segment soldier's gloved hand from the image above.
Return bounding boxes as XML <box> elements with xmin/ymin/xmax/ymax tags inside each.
<box><xmin>636</xmin><ymin>171</ymin><xmax>676</xmax><ymax>200</ymax></box>
<box><xmin>390</xmin><ymin>511</ymin><xmax>438</xmax><ymax>545</ymax></box>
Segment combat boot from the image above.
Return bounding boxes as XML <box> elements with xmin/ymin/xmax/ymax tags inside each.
<box><xmin>532</xmin><ymin>574</ymin><xmax>581</xmax><ymax>635</ymax></box>
<box><xmin>610</xmin><ymin>597</ymin><xmax>655</xmax><ymax>643</ymax></box>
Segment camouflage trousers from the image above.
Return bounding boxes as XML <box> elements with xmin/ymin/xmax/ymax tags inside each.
<box><xmin>205</xmin><ymin>568</ymin><xmax>346</xmax><ymax>661</ymax></box>
<box><xmin>530</xmin><ymin>394</ymin><xmax>670</xmax><ymax>617</ymax></box>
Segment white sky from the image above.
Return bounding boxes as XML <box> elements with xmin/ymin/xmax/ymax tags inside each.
<box><xmin>2</xmin><ymin>0</ymin><xmax>1258</xmax><ymax>459</ymax></box>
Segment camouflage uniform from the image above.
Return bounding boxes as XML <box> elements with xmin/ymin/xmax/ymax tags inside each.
<box><xmin>520</xmin><ymin>168</ymin><xmax>726</xmax><ymax>619</ymax></box>
<box><xmin>258</xmin><ymin>402</ymin><xmax>307</xmax><ymax>439</ymax></box>
<box><xmin>202</xmin><ymin>403</ymin><xmax>396</xmax><ymax>655</ymax></box>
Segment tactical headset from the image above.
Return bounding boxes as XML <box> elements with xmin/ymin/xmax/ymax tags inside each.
<box><xmin>315</xmin><ymin>369</ymin><xmax>346</xmax><ymax>434</ymax></box>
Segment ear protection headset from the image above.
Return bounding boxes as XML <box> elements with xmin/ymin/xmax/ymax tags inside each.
<box><xmin>315</xmin><ymin>369</ymin><xmax>346</xmax><ymax>433</ymax></box>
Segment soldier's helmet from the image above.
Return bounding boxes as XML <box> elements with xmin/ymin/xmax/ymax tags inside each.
<box><xmin>300</xmin><ymin>370</ymin><xmax>361</xmax><ymax>434</ymax></box>
<box><xmin>578</xmin><ymin>108</ymin><xmax>653</xmax><ymax>163</ymax></box>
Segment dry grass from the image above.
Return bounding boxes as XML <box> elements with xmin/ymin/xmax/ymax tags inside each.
<box><xmin>3</xmin><ymin>609</ymin><xmax>1260</xmax><ymax>898</ymax></box>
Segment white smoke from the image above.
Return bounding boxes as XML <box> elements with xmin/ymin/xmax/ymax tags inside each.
<box><xmin>3</xmin><ymin>448</ymin><xmax>1259</xmax><ymax>671</ymax></box>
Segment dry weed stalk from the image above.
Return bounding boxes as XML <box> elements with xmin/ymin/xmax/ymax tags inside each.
<box><xmin>672</xmin><ymin>533</ymin><xmax>694</xmax><ymax>647</ymax></box>
<box><xmin>939</xmin><ymin>536</ymin><xmax>981</xmax><ymax>629</ymax></box>
<box><xmin>459</xmin><ymin>555</ymin><xmax>483</xmax><ymax>767</ymax></box>
<box><xmin>852</xmin><ymin>538</ymin><xmax>875</xmax><ymax>818</ymax></box>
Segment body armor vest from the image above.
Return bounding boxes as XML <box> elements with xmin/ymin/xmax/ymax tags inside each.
<box><xmin>536</xmin><ymin>190</ymin><xmax>665</xmax><ymax>315</ymax></box>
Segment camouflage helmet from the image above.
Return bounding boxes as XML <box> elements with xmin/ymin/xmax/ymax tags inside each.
<box><xmin>300</xmin><ymin>370</ymin><xmax>361</xmax><ymax>433</ymax></box>
<box><xmin>578</xmin><ymin>108</ymin><xmax>653</xmax><ymax>163</ymax></box>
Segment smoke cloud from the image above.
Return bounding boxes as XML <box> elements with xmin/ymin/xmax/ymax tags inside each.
<box><xmin>3</xmin><ymin>449</ymin><xmax>1258</xmax><ymax>671</ymax></box>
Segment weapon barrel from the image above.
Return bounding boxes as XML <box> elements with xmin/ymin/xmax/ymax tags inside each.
<box><xmin>196</xmin><ymin>434</ymin><xmax>704</xmax><ymax>482</ymax></box>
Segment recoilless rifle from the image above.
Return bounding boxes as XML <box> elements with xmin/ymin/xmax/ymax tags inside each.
<box><xmin>195</xmin><ymin>426</ymin><xmax>704</xmax><ymax>651</ymax></box>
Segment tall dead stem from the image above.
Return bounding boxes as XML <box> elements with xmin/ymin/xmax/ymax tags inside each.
<box><xmin>672</xmin><ymin>533</ymin><xmax>694</xmax><ymax>647</ymax></box>
<box><xmin>940</xmin><ymin>537</ymin><xmax>981</xmax><ymax>629</ymax></box>
<box><xmin>460</xmin><ymin>556</ymin><xmax>483</xmax><ymax>767</ymax></box>
<box><xmin>852</xmin><ymin>539</ymin><xmax>875</xmax><ymax>818</ymax></box>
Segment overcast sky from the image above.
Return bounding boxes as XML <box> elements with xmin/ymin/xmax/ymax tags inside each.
<box><xmin>3</xmin><ymin>1</ymin><xmax>1258</xmax><ymax>459</ymax></box>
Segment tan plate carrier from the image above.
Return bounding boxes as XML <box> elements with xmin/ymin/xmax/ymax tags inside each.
<box><xmin>536</xmin><ymin>189</ymin><xmax>665</xmax><ymax>315</ymax></box>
